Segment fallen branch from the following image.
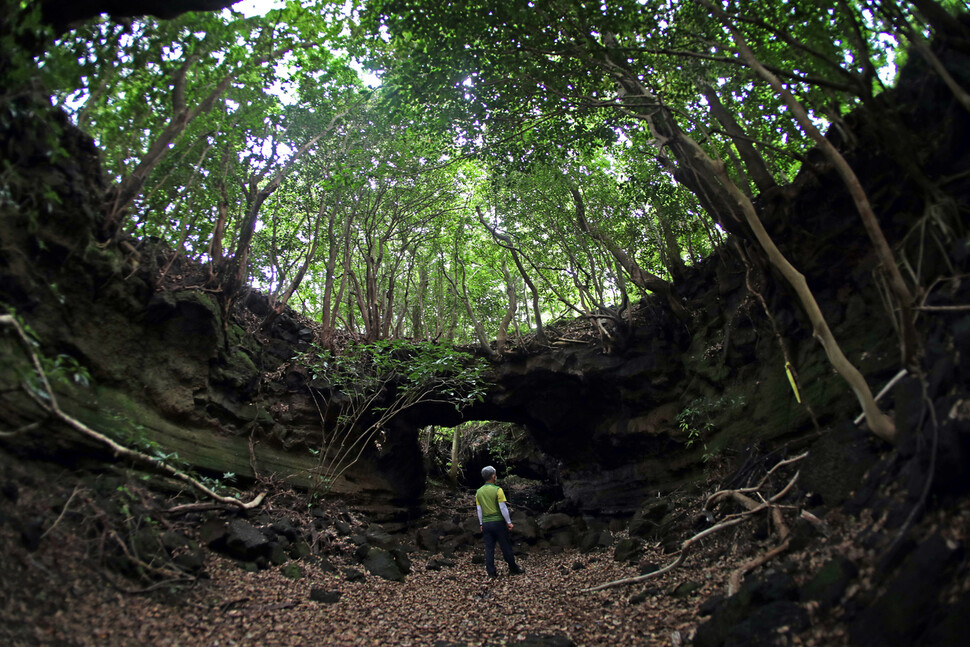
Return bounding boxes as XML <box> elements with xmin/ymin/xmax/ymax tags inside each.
<box><xmin>40</xmin><ymin>484</ymin><xmax>81</xmax><ymax>539</ymax></box>
<box><xmin>0</xmin><ymin>314</ymin><xmax>265</xmax><ymax>511</ymax></box>
<box><xmin>0</xmin><ymin>420</ymin><xmax>43</xmax><ymax>438</ymax></box>
<box><xmin>582</xmin><ymin>516</ymin><xmax>746</xmax><ymax>593</ymax></box>
<box><xmin>109</xmin><ymin>529</ymin><xmax>184</xmax><ymax>580</ymax></box>
<box><xmin>706</xmin><ymin>452</ymin><xmax>807</xmax><ymax>510</ymax></box>
<box><xmin>583</xmin><ymin>459</ymin><xmax>803</xmax><ymax>594</ymax></box>
<box><xmin>727</xmin><ymin>538</ymin><xmax>792</xmax><ymax>595</ymax></box>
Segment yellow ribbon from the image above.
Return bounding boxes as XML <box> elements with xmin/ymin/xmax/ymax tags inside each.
<box><xmin>785</xmin><ymin>362</ymin><xmax>801</xmax><ymax>403</ymax></box>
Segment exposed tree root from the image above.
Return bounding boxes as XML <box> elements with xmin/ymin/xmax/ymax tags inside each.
<box><xmin>727</xmin><ymin>538</ymin><xmax>791</xmax><ymax>596</ymax></box>
<box><xmin>583</xmin><ymin>453</ymin><xmax>807</xmax><ymax>594</ymax></box>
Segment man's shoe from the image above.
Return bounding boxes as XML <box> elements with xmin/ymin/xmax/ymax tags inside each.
<box><xmin>509</xmin><ymin>566</ymin><xmax>525</xmax><ymax>575</ymax></box>
<box><xmin>487</xmin><ymin>572</ymin><xmax>498</xmax><ymax>578</ymax></box>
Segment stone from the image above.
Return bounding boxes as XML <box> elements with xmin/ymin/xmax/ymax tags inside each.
<box><xmin>161</xmin><ymin>531</ymin><xmax>205</xmax><ymax>573</ymax></box>
<box><xmin>638</xmin><ymin>560</ymin><xmax>660</xmax><ymax>575</ymax></box>
<box><xmin>391</xmin><ymin>547</ymin><xmax>412</xmax><ymax>575</ymax></box>
<box><xmin>850</xmin><ymin>534</ymin><xmax>963</xmax><ymax>647</ymax></box>
<box><xmin>416</xmin><ymin>527</ymin><xmax>441</xmax><ymax>552</ymax></box>
<box><xmin>280</xmin><ymin>563</ymin><xmax>302</xmax><ymax>580</ymax></box>
<box><xmin>510</xmin><ymin>511</ymin><xmax>540</xmax><ymax>543</ymax></box>
<box><xmin>920</xmin><ymin>590</ymin><xmax>970</xmax><ymax>646</ymax></box>
<box><xmin>537</xmin><ymin>513</ymin><xmax>573</xmax><ymax>533</ymax></box>
<box><xmin>288</xmin><ymin>540</ymin><xmax>312</xmax><ymax>560</ymax></box>
<box><xmin>359</xmin><ymin>546</ymin><xmax>406</xmax><ymax>582</ymax></box>
<box><xmin>613</xmin><ymin>538</ymin><xmax>642</xmax><ymax>563</ymax></box>
<box><xmin>578</xmin><ymin>529</ymin><xmax>612</xmax><ymax>554</ymax></box>
<box><xmin>268</xmin><ymin>542</ymin><xmax>289</xmax><ymax>566</ymax></box>
<box><xmin>309</xmin><ymin>588</ymin><xmax>342</xmax><ymax>604</ymax></box>
<box><xmin>742</xmin><ymin>570</ymin><xmax>798</xmax><ymax>605</ymax></box>
<box><xmin>800</xmin><ymin>556</ymin><xmax>858</xmax><ymax>610</ymax></box>
<box><xmin>628</xmin><ymin>517</ymin><xmax>660</xmax><ymax>539</ymax></box>
<box><xmin>698</xmin><ymin>594</ymin><xmax>724</xmax><ymax>617</ymax></box>
<box><xmin>426</xmin><ymin>558</ymin><xmax>455</xmax><ymax>571</ymax></box>
<box><xmin>438</xmin><ymin>520</ymin><xmax>462</xmax><ymax>535</ymax></box>
<box><xmin>365</xmin><ymin>526</ymin><xmax>398</xmax><ymax>550</ymax></box>
<box><xmin>271</xmin><ymin>518</ymin><xmax>299</xmax><ymax>541</ymax></box>
<box><xmin>723</xmin><ymin>601</ymin><xmax>809</xmax><ymax>647</ymax></box>
<box><xmin>511</xmin><ymin>633</ymin><xmax>574</xmax><ymax>646</ymax></box>
<box><xmin>343</xmin><ymin>568</ymin><xmax>365</xmax><ymax>582</ymax></box>
<box><xmin>547</xmin><ymin>527</ymin><xmax>578</xmax><ymax>549</ymax></box>
<box><xmin>693</xmin><ymin>571</ymin><xmax>798</xmax><ymax>647</ymax></box>
<box><xmin>224</xmin><ymin>519</ymin><xmax>270</xmax><ymax>560</ymax></box>
<box><xmin>2</xmin><ymin>482</ymin><xmax>19</xmax><ymax>502</ymax></box>
<box><xmin>333</xmin><ymin>520</ymin><xmax>352</xmax><ymax>535</ymax></box>
<box><xmin>669</xmin><ymin>581</ymin><xmax>703</xmax><ymax>598</ymax></box>
<box><xmin>199</xmin><ymin>518</ymin><xmax>227</xmax><ymax>547</ymax></box>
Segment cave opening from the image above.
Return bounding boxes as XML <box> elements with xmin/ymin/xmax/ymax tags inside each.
<box><xmin>418</xmin><ymin>421</ymin><xmax>565</xmax><ymax>514</ymax></box>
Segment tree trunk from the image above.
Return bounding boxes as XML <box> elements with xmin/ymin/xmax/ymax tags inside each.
<box><xmin>449</xmin><ymin>427</ymin><xmax>461</xmax><ymax>488</ymax></box>
<box><xmin>568</xmin><ymin>183</ymin><xmax>687</xmax><ymax>320</ymax></box>
<box><xmin>496</xmin><ymin>261</ymin><xmax>517</xmax><ymax>354</ymax></box>
<box><xmin>476</xmin><ymin>206</ymin><xmax>547</xmax><ymax>343</ymax></box>
<box><xmin>700</xmin><ymin>0</ymin><xmax>919</xmax><ymax>368</ymax></box>
<box><xmin>700</xmin><ymin>82</ymin><xmax>777</xmax><ymax>196</ymax></box>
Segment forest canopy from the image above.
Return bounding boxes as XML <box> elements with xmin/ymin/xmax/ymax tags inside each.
<box><xmin>24</xmin><ymin>0</ymin><xmax>961</xmax><ymax>357</ymax></box>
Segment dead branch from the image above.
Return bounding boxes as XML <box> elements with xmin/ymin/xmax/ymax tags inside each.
<box><xmin>706</xmin><ymin>452</ymin><xmax>807</xmax><ymax>510</ymax></box>
<box><xmin>109</xmin><ymin>530</ymin><xmax>184</xmax><ymax>580</ymax></box>
<box><xmin>727</xmin><ymin>538</ymin><xmax>792</xmax><ymax>596</ymax></box>
<box><xmin>583</xmin><ymin>460</ymin><xmax>803</xmax><ymax>594</ymax></box>
<box><xmin>40</xmin><ymin>484</ymin><xmax>81</xmax><ymax>539</ymax></box>
<box><xmin>0</xmin><ymin>314</ymin><xmax>265</xmax><ymax>511</ymax></box>
<box><xmin>799</xmin><ymin>509</ymin><xmax>830</xmax><ymax>537</ymax></box>
<box><xmin>0</xmin><ymin>420</ymin><xmax>43</xmax><ymax>438</ymax></box>
<box><xmin>582</xmin><ymin>517</ymin><xmax>746</xmax><ymax>593</ymax></box>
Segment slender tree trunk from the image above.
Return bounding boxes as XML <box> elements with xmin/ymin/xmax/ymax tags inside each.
<box><xmin>568</xmin><ymin>183</ymin><xmax>687</xmax><ymax>320</ymax></box>
<box><xmin>105</xmin><ymin>56</ymin><xmax>236</xmax><ymax>231</ymax></box>
<box><xmin>445</xmin><ymin>257</ymin><xmax>498</xmax><ymax>359</ymax></box>
<box><xmin>700</xmin><ymin>82</ymin><xmax>778</xmax><ymax>196</ymax></box>
<box><xmin>476</xmin><ymin>206</ymin><xmax>547</xmax><ymax>343</ymax></box>
<box><xmin>412</xmin><ymin>263</ymin><xmax>428</xmax><ymax>338</ymax></box>
<box><xmin>495</xmin><ymin>261</ymin><xmax>518</xmax><ymax>354</ymax></box>
<box><xmin>700</xmin><ymin>0</ymin><xmax>919</xmax><ymax>368</ymax></box>
<box><xmin>683</xmin><ymin>133</ymin><xmax>898</xmax><ymax>443</ymax></box>
<box><xmin>449</xmin><ymin>427</ymin><xmax>461</xmax><ymax>488</ymax></box>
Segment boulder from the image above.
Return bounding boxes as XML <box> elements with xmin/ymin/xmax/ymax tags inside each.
<box><xmin>358</xmin><ymin>546</ymin><xmax>406</xmax><ymax>582</ymax></box>
<box><xmin>224</xmin><ymin>519</ymin><xmax>270</xmax><ymax>561</ymax></box>
<box><xmin>309</xmin><ymin>588</ymin><xmax>342</xmax><ymax>604</ymax></box>
<box><xmin>850</xmin><ymin>535</ymin><xmax>963</xmax><ymax>647</ymax></box>
<box><xmin>537</xmin><ymin>513</ymin><xmax>573</xmax><ymax>533</ymax></box>
<box><xmin>613</xmin><ymin>538</ymin><xmax>642</xmax><ymax>563</ymax></box>
<box><xmin>800</xmin><ymin>556</ymin><xmax>858</xmax><ymax>610</ymax></box>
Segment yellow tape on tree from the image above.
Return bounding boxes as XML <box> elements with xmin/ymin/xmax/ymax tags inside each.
<box><xmin>785</xmin><ymin>362</ymin><xmax>801</xmax><ymax>403</ymax></box>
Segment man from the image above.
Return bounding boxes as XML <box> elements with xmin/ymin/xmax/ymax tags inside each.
<box><xmin>475</xmin><ymin>465</ymin><xmax>525</xmax><ymax>578</ymax></box>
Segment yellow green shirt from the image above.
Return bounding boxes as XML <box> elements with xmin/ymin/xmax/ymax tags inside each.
<box><xmin>475</xmin><ymin>483</ymin><xmax>507</xmax><ymax>523</ymax></box>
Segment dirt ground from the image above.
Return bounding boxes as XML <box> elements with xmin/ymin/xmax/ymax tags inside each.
<box><xmin>5</xmin><ymin>446</ymin><xmax>970</xmax><ymax>646</ymax></box>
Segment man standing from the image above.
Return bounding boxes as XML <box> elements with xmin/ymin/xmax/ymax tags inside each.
<box><xmin>475</xmin><ymin>465</ymin><xmax>525</xmax><ymax>578</ymax></box>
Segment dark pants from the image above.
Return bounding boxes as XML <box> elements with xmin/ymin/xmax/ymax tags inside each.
<box><xmin>482</xmin><ymin>520</ymin><xmax>518</xmax><ymax>576</ymax></box>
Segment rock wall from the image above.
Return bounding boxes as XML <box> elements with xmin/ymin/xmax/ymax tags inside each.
<box><xmin>2</xmin><ymin>36</ymin><xmax>969</xmax><ymax>519</ymax></box>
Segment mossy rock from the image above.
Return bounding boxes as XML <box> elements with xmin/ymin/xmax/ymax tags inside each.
<box><xmin>281</xmin><ymin>563</ymin><xmax>303</xmax><ymax>580</ymax></box>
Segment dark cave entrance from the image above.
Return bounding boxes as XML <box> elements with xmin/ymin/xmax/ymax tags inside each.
<box><xmin>419</xmin><ymin>421</ymin><xmax>565</xmax><ymax>514</ymax></box>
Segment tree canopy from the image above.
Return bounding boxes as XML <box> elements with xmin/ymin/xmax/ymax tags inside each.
<box><xmin>26</xmin><ymin>0</ymin><xmax>968</xmax><ymax>373</ymax></box>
